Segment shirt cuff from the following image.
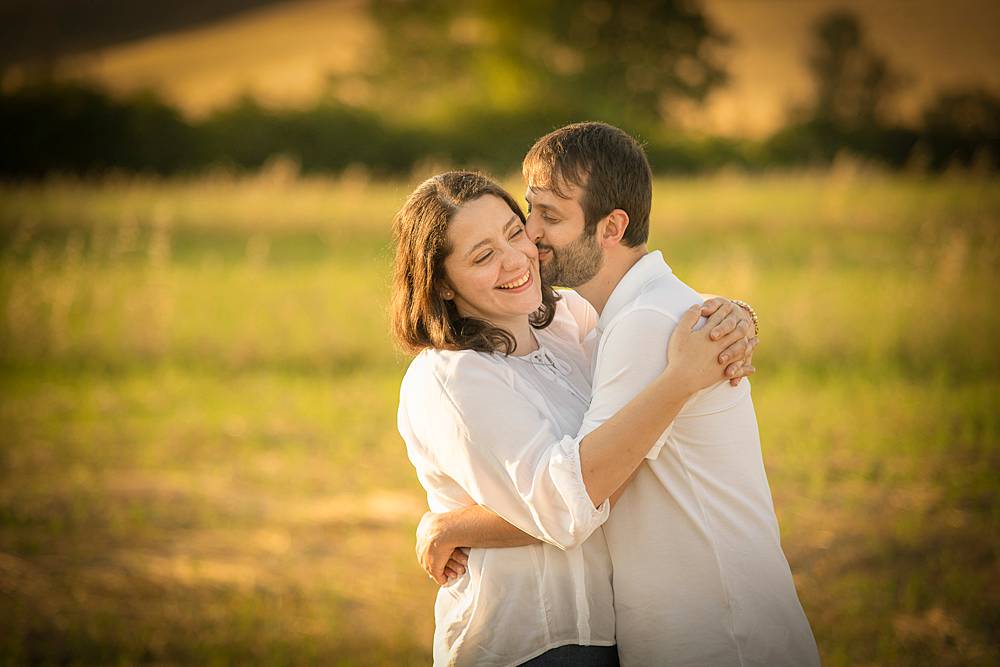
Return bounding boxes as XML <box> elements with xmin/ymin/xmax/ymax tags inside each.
<box><xmin>550</xmin><ymin>435</ymin><xmax>611</xmax><ymax>540</ymax></box>
<box><xmin>645</xmin><ymin>424</ymin><xmax>673</xmax><ymax>460</ymax></box>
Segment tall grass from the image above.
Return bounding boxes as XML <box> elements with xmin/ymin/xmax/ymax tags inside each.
<box><xmin>0</xmin><ymin>169</ymin><xmax>997</xmax><ymax>665</ymax></box>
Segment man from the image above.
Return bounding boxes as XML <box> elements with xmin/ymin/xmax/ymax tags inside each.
<box><xmin>417</xmin><ymin>122</ymin><xmax>819</xmax><ymax>666</ymax></box>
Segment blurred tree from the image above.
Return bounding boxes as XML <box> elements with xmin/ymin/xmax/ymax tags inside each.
<box><xmin>0</xmin><ymin>82</ymin><xmax>200</xmax><ymax>177</ymax></box>
<box><xmin>806</xmin><ymin>10</ymin><xmax>906</xmax><ymax>128</ymax></box>
<box><xmin>357</xmin><ymin>0</ymin><xmax>729</xmax><ymax>126</ymax></box>
<box><xmin>921</xmin><ymin>88</ymin><xmax>1000</xmax><ymax>168</ymax></box>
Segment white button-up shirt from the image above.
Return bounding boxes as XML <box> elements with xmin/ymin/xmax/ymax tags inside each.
<box><xmin>580</xmin><ymin>251</ymin><xmax>820</xmax><ymax>667</ymax></box>
<box><xmin>398</xmin><ymin>292</ymin><xmax>616</xmax><ymax>667</ymax></box>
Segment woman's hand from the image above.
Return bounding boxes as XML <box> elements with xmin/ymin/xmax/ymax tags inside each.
<box><xmin>665</xmin><ymin>302</ymin><xmax>753</xmax><ymax>396</ymax></box>
<box><xmin>416</xmin><ymin>510</ymin><xmax>469</xmax><ymax>585</ymax></box>
<box><xmin>700</xmin><ymin>297</ymin><xmax>759</xmax><ymax>386</ymax></box>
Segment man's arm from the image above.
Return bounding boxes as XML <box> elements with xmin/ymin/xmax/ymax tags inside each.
<box><xmin>416</xmin><ymin>473</ymin><xmax>642</xmax><ymax>584</ymax></box>
<box><xmin>416</xmin><ymin>505</ymin><xmax>538</xmax><ymax>584</ymax></box>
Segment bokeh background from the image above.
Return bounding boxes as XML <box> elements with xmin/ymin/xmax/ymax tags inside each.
<box><xmin>1</xmin><ymin>1</ymin><xmax>998</xmax><ymax>665</ymax></box>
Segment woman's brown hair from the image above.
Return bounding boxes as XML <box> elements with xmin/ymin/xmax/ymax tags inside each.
<box><xmin>390</xmin><ymin>171</ymin><xmax>559</xmax><ymax>356</ymax></box>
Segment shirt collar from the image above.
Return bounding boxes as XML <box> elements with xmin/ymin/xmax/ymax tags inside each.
<box><xmin>597</xmin><ymin>250</ymin><xmax>673</xmax><ymax>331</ymax></box>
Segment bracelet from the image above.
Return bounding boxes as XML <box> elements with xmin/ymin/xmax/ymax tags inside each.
<box><xmin>731</xmin><ymin>299</ymin><xmax>759</xmax><ymax>336</ymax></box>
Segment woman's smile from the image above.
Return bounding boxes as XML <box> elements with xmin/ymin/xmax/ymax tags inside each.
<box><xmin>497</xmin><ymin>269</ymin><xmax>533</xmax><ymax>292</ymax></box>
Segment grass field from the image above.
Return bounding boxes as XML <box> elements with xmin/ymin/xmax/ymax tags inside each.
<box><xmin>0</xmin><ymin>167</ymin><xmax>998</xmax><ymax>665</ymax></box>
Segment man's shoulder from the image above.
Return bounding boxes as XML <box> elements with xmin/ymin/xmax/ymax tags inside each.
<box><xmin>637</xmin><ymin>271</ymin><xmax>704</xmax><ymax>316</ymax></box>
<box><xmin>605</xmin><ymin>273</ymin><xmax>702</xmax><ymax>334</ymax></box>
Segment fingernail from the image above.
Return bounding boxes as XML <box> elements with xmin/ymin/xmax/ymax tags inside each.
<box><xmin>719</xmin><ymin>355</ymin><xmax>728</xmax><ymax>363</ymax></box>
<box><xmin>727</xmin><ymin>368</ymin><xmax>736</xmax><ymax>377</ymax></box>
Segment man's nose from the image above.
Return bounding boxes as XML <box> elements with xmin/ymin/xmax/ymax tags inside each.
<box><xmin>525</xmin><ymin>215</ymin><xmax>543</xmax><ymax>244</ymax></box>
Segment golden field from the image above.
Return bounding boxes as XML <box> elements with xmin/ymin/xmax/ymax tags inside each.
<box><xmin>0</xmin><ymin>168</ymin><xmax>997</xmax><ymax>665</ymax></box>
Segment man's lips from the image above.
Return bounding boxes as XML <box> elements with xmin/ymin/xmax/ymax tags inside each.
<box><xmin>537</xmin><ymin>246</ymin><xmax>553</xmax><ymax>259</ymax></box>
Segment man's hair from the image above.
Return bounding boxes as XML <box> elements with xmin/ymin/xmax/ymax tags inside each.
<box><xmin>522</xmin><ymin>121</ymin><xmax>652</xmax><ymax>247</ymax></box>
<box><xmin>389</xmin><ymin>171</ymin><xmax>559</xmax><ymax>356</ymax></box>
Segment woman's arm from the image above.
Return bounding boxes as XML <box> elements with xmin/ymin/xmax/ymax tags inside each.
<box><xmin>577</xmin><ymin>303</ymin><xmax>748</xmax><ymax>505</ymax></box>
<box><xmin>405</xmin><ymin>303</ymin><xmax>747</xmax><ymax>555</ymax></box>
<box><xmin>700</xmin><ymin>296</ymin><xmax>759</xmax><ymax>386</ymax></box>
<box><xmin>412</xmin><ymin>303</ymin><xmax>756</xmax><ymax>581</ymax></box>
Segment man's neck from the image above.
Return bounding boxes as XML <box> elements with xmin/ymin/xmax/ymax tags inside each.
<box><xmin>574</xmin><ymin>244</ymin><xmax>648</xmax><ymax>315</ymax></box>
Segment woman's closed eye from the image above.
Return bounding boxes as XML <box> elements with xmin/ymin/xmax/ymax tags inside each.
<box><xmin>474</xmin><ymin>250</ymin><xmax>493</xmax><ymax>264</ymax></box>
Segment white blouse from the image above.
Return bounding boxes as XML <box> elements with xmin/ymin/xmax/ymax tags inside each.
<box><xmin>397</xmin><ymin>291</ymin><xmax>615</xmax><ymax>667</ymax></box>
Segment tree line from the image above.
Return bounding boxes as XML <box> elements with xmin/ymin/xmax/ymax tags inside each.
<box><xmin>1</xmin><ymin>6</ymin><xmax>997</xmax><ymax>178</ymax></box>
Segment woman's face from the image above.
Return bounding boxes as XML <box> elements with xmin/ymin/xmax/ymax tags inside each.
<box><xmin>442</xmin><ymin>194</ymin><xmax>542</xmax><ymax>327</ymax></box>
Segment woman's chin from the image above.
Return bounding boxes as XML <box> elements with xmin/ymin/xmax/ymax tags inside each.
<box><xmin>526</xmin><ymin>292</ymin><xmax>543</xmax><ymax>313</ymax></box>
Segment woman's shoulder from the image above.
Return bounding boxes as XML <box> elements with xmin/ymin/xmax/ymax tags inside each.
<box><xmin>402</xmin><ymin>347</ymin><xmax>514</xmax><ymax>397</ymax></box>
<box><xmin>549</xmin><ymin>289</ymin><xmax>597</xmax><ymax>341</ymax></box>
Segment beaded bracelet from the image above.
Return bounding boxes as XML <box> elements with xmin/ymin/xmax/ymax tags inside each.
<box><xmin>731</xmin><ymin>299</ymin><xmax>759</xmax><ymax>336</ymax></box>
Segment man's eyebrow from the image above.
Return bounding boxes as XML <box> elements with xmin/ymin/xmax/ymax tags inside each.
<box><xmin>525</xmin><ymin>189</ymin><xmax>559</xmax><ymax>211</ymax></box>
<box><xmin>534</xmin><ymin>201</ymin><xmax>560</xmax><ymax>214</ymax></box>
<box><xmin>463</xmin><ymin>215</ymin><xmax>519</xmax><ymax>258</ymax></box>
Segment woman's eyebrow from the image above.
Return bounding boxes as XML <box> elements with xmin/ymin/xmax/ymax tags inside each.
<box><xmin>463</xmin><ymin>215</ymin><xmax>520</xmax><ymax>258</ymax></box>
<box><xmin>463</xmin><ymin>238</ymin><xmax>491</xmax><ymax>259</ymax></box>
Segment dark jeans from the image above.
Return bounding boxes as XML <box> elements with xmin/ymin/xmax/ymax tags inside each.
<box><xmin>519</xmin><ymin>644</ymin><xmax>620</xmax><ymax>666</ymax></box>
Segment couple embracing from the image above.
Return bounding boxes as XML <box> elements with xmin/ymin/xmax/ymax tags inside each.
<box><xmin>390</xmin><ymin>122</ymin><xmax>820</xmax><ymax>666</ymax></box>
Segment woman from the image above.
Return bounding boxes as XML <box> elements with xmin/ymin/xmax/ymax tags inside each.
<box><xmin>391</xmin><ymin>172</ymin><xmax>754</xmax><ymax>666</ymax></box>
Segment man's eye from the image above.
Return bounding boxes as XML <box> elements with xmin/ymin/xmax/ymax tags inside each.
<box><xmin>526</xmin><ymin>202</ymin><xmax>533</xmax><ymax>213</ymax></box>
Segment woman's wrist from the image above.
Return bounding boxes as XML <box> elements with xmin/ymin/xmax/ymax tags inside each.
<box><xmin>658</xmin><ymin>364</ymin><xmax>701</xmax><ymax>401</ymax></box>
<box><xmin>731</xmin><ymin>299</ymin><xmax>759</xmax><ymax>336</ymax></box>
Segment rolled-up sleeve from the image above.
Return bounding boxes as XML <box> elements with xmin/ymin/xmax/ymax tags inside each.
<box><xmin>400</xmin><ymin>352</ymin><xmax>609</xmax><ymax>550</ymax></box>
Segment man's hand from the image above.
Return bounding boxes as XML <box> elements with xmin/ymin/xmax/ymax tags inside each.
<box><xmin>700</xmin><ymin>297</ymin><xmax>759</xmax><ymax>386</ymax></box>
<box><xmin>416</xmin><ymin>510</ymin><xmax>468</xmax><ymax>585</ymax></box>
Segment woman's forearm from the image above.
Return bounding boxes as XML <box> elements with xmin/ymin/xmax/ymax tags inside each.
<box><xmin>579</xmin><ymin>367</ymin><xmax>692</xmax><ymax>506</ymax></box>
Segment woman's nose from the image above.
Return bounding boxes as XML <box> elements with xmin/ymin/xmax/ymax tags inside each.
<box><xmin>500</xmin><ymin>246</ymin><xmax>528</xmax><ymax>271</ymax></box>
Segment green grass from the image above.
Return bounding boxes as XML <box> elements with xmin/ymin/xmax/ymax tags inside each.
<box><xmin>0</xmin><ymin>169</ymin><xmax>997</xmax><ymax>665</ymax></box>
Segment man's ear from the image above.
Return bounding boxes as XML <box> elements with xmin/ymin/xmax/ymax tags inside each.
<box><xmin>599</xmin><ymin>209</ymin><xmax>630</xmax><ymax>248</ymax></box>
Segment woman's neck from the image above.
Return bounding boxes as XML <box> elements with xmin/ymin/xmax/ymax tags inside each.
<box><xmin>503</xmin><ymin>317</ymin><xmax>539</xmax><ymax>356</ymax></box>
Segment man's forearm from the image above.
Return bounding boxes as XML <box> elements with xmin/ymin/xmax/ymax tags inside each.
<box><xmin>443</xmin><ymin>504</ymin><xmax>540</xmax><ymax>548</ymax></box>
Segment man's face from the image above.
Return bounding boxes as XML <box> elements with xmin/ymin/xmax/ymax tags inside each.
<box><xmin>524</xmin><ymin>183</ymin><xmax>603</xmax><ymax>288</ymax></box>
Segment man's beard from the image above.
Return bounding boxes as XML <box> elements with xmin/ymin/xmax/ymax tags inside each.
<box><xmin>538</xmin><ymin>230</ymin><xmax>603</xmax><ymax>287</ymax></box>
